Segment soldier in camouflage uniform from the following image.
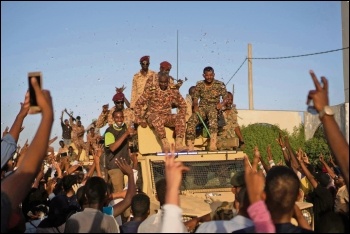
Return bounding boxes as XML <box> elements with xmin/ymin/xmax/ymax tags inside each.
<box><xmin>96</xmin><ymin>92</ymin><xmax>135</xmax><ymax>129</ymax></box>
<box><xmin>186</xmin><ymin>66</ymin><xmax>228</xmax><ymax>151</ymax></box>
<box><xmin>134</xmin><ymin>73</ymin><xmax>187</xmax><ymax>152</ymax></box>
<box><xmin>130</xmin><ymin>55</ymin><xmax>157</xmax><ymax>110</ymax></box>
<box><xmin>217</xmin><ymin>92</ymin><xmax>245</xmax><ymax>150</ymax></box>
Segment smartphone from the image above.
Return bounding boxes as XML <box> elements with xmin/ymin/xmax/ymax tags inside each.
<box><xmin>28</xmin><ymin>71</ymin><xmax>42</xmax><ymax>113</ymax></box>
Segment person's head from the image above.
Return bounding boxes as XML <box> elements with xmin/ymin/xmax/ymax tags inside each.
<box><xmin>264</xmin><ymin>166</ymin><xmax>300</xmax><ymax>219</ymax></box>
<box><xmin>314</xmin><ymin>172</ymin><xmax>332</xmax><ymax>188</ymax></box>
<box><xmin>76</xmin><ymin>116</ymin><xmax>81</xmax><ymax>121</ymax></box>
<box><xmin>131</xmin><ymin>193</ymin><xmax>150</xmax><ymax>218</ymax></box>
<box><xmin>84</xmin><ymin>176</ymin><xmax>108</xmax><ymax>206</ymax></box>
<box><xmin>140</xmin><ymin>55</ymin><xmax>150</xmax><ymax>71</ymax></box>
<box><xmin>158</xmin><ymin>73</ymin><xmax>170</xmax><ymax>91</ymax></box>
<box><xmin>155</xmin><ymin>178</ymin><xmax>166</xmax><ymax>206</ymax></box>
<box><xmin>224</xmin><ymin>92</ymin><xmax>233</xmax><ymax>107</ymax></box>
<box><xmin>230</xmin><ymin>170</ymin><xmax>245</xmax><ymax>195</ymax></box>
<box><xmin>112</xmin><ymin>92</ymin><xmax>125</xmax><ymax>110</ymax></box>
<box><xmin>62</xmin><ymin>174</ymin><xmax>78</xmax><ymax>193</ymax></box>
<box><xmin>89</xmin><ymin>127</ymin><xmax>95</xmax><ymax>135</ymax></box>
<box><xmin>59</xmin><ymin>140</ymin><xmax>65</xmax><ymax>148</ymax></box>
<box><xmin>91</xmin><ymin>118</ymin><xmax>97</xmax><ymax>125</ymax></box>
<box><xmin>112</xmin><ymin>110</ymin><xmax>124</xmax><ymax>127</ymax></box>
<box><xmin>64</xmin><ymin>119</ymin><xmax>69</xmax><ymax>126</ymax></box>
<box><xmin>159</xmin><ymin>61</ymin><xmax>172</xmax><ymax>75</ymax></box>
<box><xmin>203</xmin><ymin>66</ymin><xmax>215</xmax><ymax>85</ymax></box>
<box><xmin>189</xmin><ymin>86</ymin><xmax>196</xmax><ymax>97</ymax></box>
<box><xmin>334</xmin><ymin>174</ymin><xmax>345</xmax><ymax>188</ymax></box>
<box><xmin>77</xmin><ymin>120</ymin><xmax>82</xmax><ymax>127</ymax></box>
<box><xmin>68</xmin><ymin>146</ymin><xmax>74</xmax><ymax>152</ymax></box>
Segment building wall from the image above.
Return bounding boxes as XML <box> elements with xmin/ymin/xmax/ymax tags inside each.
<box><xmin>237</xmin><ymin>109</ymin><xmax>302</xmax><ymax>134</ymax></box>
<box><xmin>304</xmin><ymin>103</ymin><xmax>348</xmax><ymax>143</ymax></box>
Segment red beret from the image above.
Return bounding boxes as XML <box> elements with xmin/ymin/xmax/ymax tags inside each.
<box><xmin>140</xmin><ymin>55</ymin><xmax>150</xmax><ymax>62</ymax></box>
<box><xmin>112</xmin><ymin>92</ymin><xmax>125</xmax><ymax>101</ymax></box>
<box><xmin>160</xmin><ymin>61</ymin><xmax>172</xmax><ymax>70</ymax></box>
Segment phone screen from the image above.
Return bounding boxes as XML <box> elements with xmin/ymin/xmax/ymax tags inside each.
<box><xmin>28</xmin><ymin>72</ymin><xmax>42</xmax><ymax>107</ymax></box>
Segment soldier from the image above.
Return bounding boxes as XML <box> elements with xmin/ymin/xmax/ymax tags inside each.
<box><xmin>130</xmin><ymin>55</ymin><xmax>157</xmax><ymax>110</ymax></box>
<box><xmin>186</xmin><ymin>66</ymin><xmax>228</xmax><ymax>151</ymax></box>
<box><xmin>134</xmin><ymin>73</ymin><xmax>187</xmax><ymax>152</ymax></box>
<box><xmin>216</xmin><ymin>92</ymin><xmax>245</xmax><ymax>150</ymax></box>
<box><xmin>95</xmin><ymin>92</ymin><xmax>135</xmax><ymax>129</ymax></box>
<box><xmin>185</xmin><ymin>86</ymin><xmax>196</xmax><ymax>122</ymax></box>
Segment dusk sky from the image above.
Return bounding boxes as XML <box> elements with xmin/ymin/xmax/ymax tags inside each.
<box><xmin>1</xmin><ymin>1</ymin><xmax>346</xmax><ymax>151</ymax></box>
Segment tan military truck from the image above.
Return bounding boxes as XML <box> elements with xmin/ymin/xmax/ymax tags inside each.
<box><xmin>133</xmin><ymin>126</ymin><xmax>314</xmax><ymax>230</ymax></box>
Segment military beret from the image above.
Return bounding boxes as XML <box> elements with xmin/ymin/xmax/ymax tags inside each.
<box><xmin>160</xmin><ymin>61</ymin><xmax>172</xmax><ymax>70</ymax></box>
<box><xmin>112</xmin><ymin>92</ymin><xmax>125</xmax><ymax>102</ymax></box>
<box><xmin>230</xmin><ymin>171</ymin><xmax>245</xmax><ymax>187</ymax></box>
<box><xmin>140</xmin><ymin>55</ymin><xmax>150</xmax><ymax>62</ymax></box>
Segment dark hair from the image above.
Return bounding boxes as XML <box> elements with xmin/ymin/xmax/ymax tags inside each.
<box><xmin>131</xmin><ymin>193</ymin><xmax>150</xmax><ymax>217</ymax></box>
<box><xmin>265</xmin><ymin>166</ymin><xmax>300</xmax><ymax>217</ymax></box>
<box><xmin>62</xmin><ymin>174</ymin><xmax>78</xmax><ymax>192</ymax></box>
<box><xmin>155</xmin><ymin>178</ymin><xmax>167</xmax><ymax>206</ymax></box>
<box><xmin>203</xmin><ymin>66</ymin><xmax>214</xmax><ymax>73</ymax></box>
<box><xmin>84</xmin><ymin>177</ymin><xmax>107</xmax><ymax>204</ymax></box>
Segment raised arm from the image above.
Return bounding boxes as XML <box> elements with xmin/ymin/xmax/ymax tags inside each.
<box><xmin>1</xmin><ymin>77</ymin><xmax>54</xmax><ymax>210</ymax></box>
<box><xmin>307</xmin><ymin>70</ymin><xmax>349</xmax><ymax>188</ymax></box>
<box><xmin>112</xmin><ymin>158</ymin><xmax>136</xmax><ymax>217</ymax></box>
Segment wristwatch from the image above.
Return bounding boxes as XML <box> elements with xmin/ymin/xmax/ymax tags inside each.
<box><xmin>319</xmin><ymin>105</ymin><xmax>334</xmax><ymax>120</ymax></box>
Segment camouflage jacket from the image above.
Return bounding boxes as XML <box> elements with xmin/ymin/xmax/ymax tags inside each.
<box><xmin>134</xmin><ymin>85</ymin><xmax>187</xmax><ymax>122</ymax></box>
<box><xmin>130</xmin><ymin>69</ymin><xmax>157</xmax><ymax>109</ymax></box>
<box><xmin>194</xmin><ymin>80</ymin><xmax>228</xmax><ymax>106</ymax></box>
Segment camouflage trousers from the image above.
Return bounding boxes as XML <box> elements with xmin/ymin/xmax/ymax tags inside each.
<box><xmin>186</xmin><ymin>105</ymin><xmax>218</xmax><ymax>140</ymax></box>
<box><xmin>147</xmin><ymin>113</ymin><xmax>186</xmax><ymax>139</ymax></box>
<box><xmin>216</xmin><ymin>136</ymin><xmax>239</xmax><ymax>150</ymax></box>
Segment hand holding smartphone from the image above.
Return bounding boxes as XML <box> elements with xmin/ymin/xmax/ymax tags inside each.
<box><xmin>28</xmin><ymin>71</ymin><xmax>42</xmax><ymax>114</ymax></box>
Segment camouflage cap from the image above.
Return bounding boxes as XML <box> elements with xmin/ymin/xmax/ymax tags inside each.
<box><xmin>230</xmin><ymin>171</ymin><xmax>245</xmax><ymax>187</ymax></box>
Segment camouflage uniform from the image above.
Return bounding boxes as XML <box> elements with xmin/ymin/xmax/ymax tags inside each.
<box><xmin>134</xmin><ymin>80</ymin><xmax>187</xmax><ymax>139</ymax></box>
<box><xmin>130</xmin><ymin>69</ymin><xmax>157</xmax><ymax>109</ymax></box>
<box><xmin>217</xmin><ymin>106</ymin><xmax>240</xmax><ymax>150</ymax></box>
<box><xmin>186</xmin><ymin>80</ymin><xmax>228</xmax><ymax>140</ymax></box>
<box><xmin>71</xmin><ymin>123</ymin><xmax>86</xmax><ymax>155</ymax></box>
<box><xmin>86</xmin><ymin>132</ymin><xmax>100</xmax><ymax>156</ymax></box>
<box><xmin>96</xmin><ymin>106</ymin><xmax>135</xmax><ymax>128</ymax></box>
<box><xmin>185</xmin><ymin>94</ymin><xmax>193</xmax><ymax>122</ymax></box>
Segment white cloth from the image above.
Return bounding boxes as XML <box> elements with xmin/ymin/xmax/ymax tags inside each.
<box><xmin>159</xmin><ymin>204</ymin><xmax>188</xmax><ymax>233</ymax></box>
<box><xmin>195</xmin><ymin>214</ymin><xmax>254</xmax><ymax>233</ymax></box>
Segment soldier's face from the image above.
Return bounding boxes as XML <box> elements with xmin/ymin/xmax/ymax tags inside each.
<box><xmin>159</xmin><ymin>77</ymin><xmax>169</xmax><ymax>90</ymax></box>
<box><xmin>140</xmin><ymin>60</ymin><xmax>150</xmax><ymax>70</ymax></box>
<box><xmin>203</xmin><ymin>71</ymin><xmax>215</xmax><ymax>84</ymax></box>
<box><xmin>225</xmin><ymin>95</ymin><xmax>233</xmax><ymax>107</ymax></box>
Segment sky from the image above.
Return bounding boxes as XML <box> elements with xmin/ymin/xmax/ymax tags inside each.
<box><xmin>1</xmin><ymin>1</ymin><xmax>347</xmax><ymax>151</ymax></box>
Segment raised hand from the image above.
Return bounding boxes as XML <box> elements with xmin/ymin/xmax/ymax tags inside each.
<box><xmin>307</xmin><ymin>70</ymin><xmax>329</xmax><ymax>112</ymax></box>
<box><xmin>115</xmin><ymin>157</ymin><xmax>133</xmax><ymax>176</ymax></box>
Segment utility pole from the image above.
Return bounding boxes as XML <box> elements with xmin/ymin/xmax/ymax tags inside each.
<box><xmin>248</xmin><ymin>43</ymin><xmax>254</xmax><ymax>110</ymax></box>
<box><xmin>177</xmin><ymin>30</ymin><xmax>179</xmax><ymax>81</ymax></box>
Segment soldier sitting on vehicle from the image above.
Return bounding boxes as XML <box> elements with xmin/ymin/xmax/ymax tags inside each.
<box><xmin>134</xmin><ymin>73</ymin><xmax>187</xmax><ymax>152</ymax></box>
<box><xmin>216</xmin><ymin>92</ymin><xmax>245</xmax><ymax>150</ymax></box>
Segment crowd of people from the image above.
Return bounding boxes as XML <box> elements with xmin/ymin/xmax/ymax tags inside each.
<box><xmin>1</xmin><ymin>60</ymin><xmax>349</xmax><ymax>233</ymax></box>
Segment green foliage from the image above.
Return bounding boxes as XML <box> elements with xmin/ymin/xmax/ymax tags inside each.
<box><xmin>241</xmin><ymin>122</ymin><xmax>329</xmax><ymax>166</ymax></box>
<box><xmin>241</xmin><ymin>123</ymin><xmax>289</xmax><ymax>163</ymax></box>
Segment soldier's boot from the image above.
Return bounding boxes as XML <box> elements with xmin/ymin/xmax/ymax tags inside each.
<box><xmin>175</xmin><ymin>137</ymin><xmax>188</xmax><ymax>152</ymax></box>
<box><xmin>209</xmin><ymin>133</ymin><xmax>218</xmax><ymax>151</ymax></box>
<box><xmin>187</xmin><ymin>140</ymin><xmax>194</xmax><ymax>152</ymax></box>
<box><xmin>161</xmin><ymin>138</ymin><xmax>170</xmax><ymax>152</ymax></box>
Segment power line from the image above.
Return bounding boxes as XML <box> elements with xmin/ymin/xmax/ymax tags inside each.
<box><xmin>250</xmin><ymin>47</ymin><xmax>349</xmax><ymax>60</ymax></box>
<box><xmin>225</xmin><ymin>57</ymin><xmax>247</xmax><ymax>86</ymax></box>
<box><xmin>225</xmin><ymin>47</ymin><xmax>349</xmax><ymax>86</ymax></box>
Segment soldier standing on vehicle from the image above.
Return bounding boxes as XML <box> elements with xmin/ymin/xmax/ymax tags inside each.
<box><xmin>130</xmin><ymin>56</ymin><xmax>157</xmax><ymax>110</ymax></box>
<box><xmin>134</xmin><ymin>73</ymin><xmax>187</xmax><ymax>152</ymax></box>
<box><xmin>186</xmin><ymin>66</ymin><xmax>228</xmax><ymax>151</ymax></box>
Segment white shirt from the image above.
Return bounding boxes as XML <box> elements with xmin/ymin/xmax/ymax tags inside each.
<box><xmin>160</xmin><ymin>204</ymin><xmax>188</xmax><ymax>233</ymax></box>
<box><xmin>195</xmin><ymin>214</ymin><xmax>254</xmax><ymax>233</ymax></box>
